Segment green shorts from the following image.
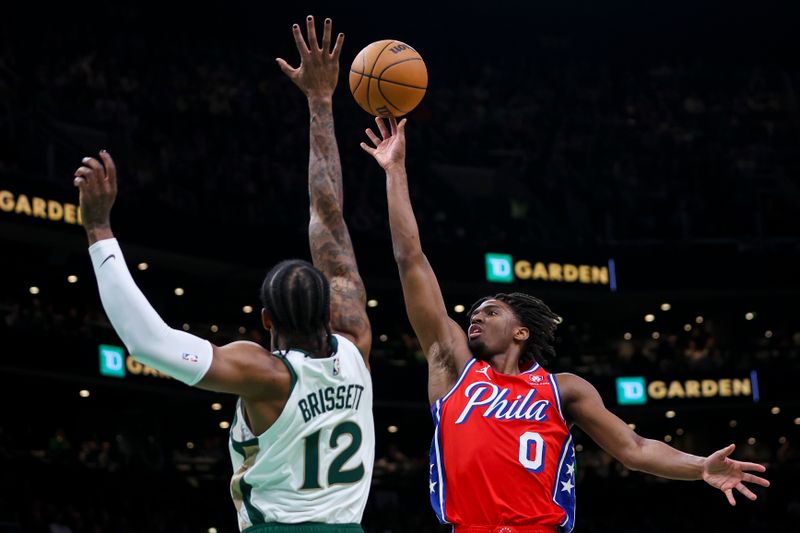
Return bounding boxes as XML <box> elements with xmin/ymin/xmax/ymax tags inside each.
<box><xmin>242</xmin><ymin>524</ymin><xmax>363</xmax><ymax>533</ymax></box>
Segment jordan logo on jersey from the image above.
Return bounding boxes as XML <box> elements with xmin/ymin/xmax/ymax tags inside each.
<box><xmin>475</xmin><ymin>366</ymin><xmax>491</xmax><ymax>379</ymax></box>
<box><xmin>455</xmin><ymin>381</ymin><xmax>552</xmax><ymax>424</ymax></box>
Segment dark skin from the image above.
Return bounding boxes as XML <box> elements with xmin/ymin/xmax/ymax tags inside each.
<box><xmin>361</xmin><ymin>117</ymin><xmax>770</xmax><ymax>506</ymax></box>
<box><xmin>75</xmin><ymin>16</ymin><xmax>369</xmax><ymax>436</ymax></box>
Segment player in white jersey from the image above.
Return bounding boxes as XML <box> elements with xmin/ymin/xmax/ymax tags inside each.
<box><xmin>73</xmin><ymin>16</ymin><xmax>374</xmax><ymax>533</ymax></box>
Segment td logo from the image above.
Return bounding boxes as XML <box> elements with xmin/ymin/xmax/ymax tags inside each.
<box><xmin>99</xmin><ymin>344</ymin><xmax>126</xmax><ymax>378</ymax></box>
<box><xmin>616</xmin><ymin>377</ymin><xmax>647</xmax><ymax>405</ymax></box>
<box><xmin>485</xmin><ymin>253</ymin><xmax>514</xmax><ymax>283</ymax></box>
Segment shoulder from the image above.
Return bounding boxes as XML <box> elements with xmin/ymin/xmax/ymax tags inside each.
<box><xmin>553</xmin><ymin>372</ymin><xmax>601</xmax><ymax>405</ymax></box>
<box><xmin>216</xmin><ymin>341</ymin><xmax>291</xmax><ymax>383</ymax></box>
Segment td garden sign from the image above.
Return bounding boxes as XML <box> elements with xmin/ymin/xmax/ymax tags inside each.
<box><xmin>0</xmin><ymin>189</ymin><xmax>82</xmax><ymax>226</ymax></box>
<box><xmin>485</xmin><ymin>253</ymin><xmax>618</xmax><ymax>291</ymax></box>
<box><xmin>615</xmin><ymin>372</ymin><xmax>760</xmax><ymax>406</ymax></box>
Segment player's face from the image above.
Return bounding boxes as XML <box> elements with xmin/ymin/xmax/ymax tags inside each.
<box><xmin>467</xmin><ymin>299</ymin><xmax>522</xmax><ymax>360</ymax></box>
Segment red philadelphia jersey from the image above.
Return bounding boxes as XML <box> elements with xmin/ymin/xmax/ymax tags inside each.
<box><xmin>429</xmin><ymin>359</ymin><xmax>576</xmax><ymax>531</ymax></box>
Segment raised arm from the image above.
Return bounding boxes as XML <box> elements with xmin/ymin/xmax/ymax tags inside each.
<box><xmin>74</xmin><ymin>152</ymin><xmax>290</xmax><ymax>400</ymax></box>
<box><xmin>361</xmin><ymin>118</ymin><xmax>471</xmax><ymax>403</ymax></box>
<box><xmin>558</xmin><ymin>373</ymin><xmax>769</xmax><ymax>506</ymax></box>
<box><xmin>277</xmin><ymin>16</ymin><xmax>371</xmax><ymax>361</ymax></box>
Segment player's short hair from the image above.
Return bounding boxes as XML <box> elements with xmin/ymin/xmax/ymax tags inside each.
<box><xmin>468</xmin><ymin>293</ymin><xmax>562</xmax><ymax>366</ymax></box>
<box><xmin>260</xmin><ymin>259</ymin><xmax>331</xmax><ymax>342</ymax></box>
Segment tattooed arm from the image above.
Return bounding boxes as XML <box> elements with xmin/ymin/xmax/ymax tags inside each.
<box><xmin>277</xmin><ymin>16</ymin><xmax>372</xmax><ymax>361</ymax></box>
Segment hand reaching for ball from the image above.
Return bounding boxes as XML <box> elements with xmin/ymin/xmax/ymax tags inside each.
<box><xmin>276</xmin><ymin>15</ymin><xmax>344</xmax><ymax>102</ymax></box>
<box><xmin>360</xmin><ymin>117</ymin><xmax>407</xmax><ymax>171</ymax></box>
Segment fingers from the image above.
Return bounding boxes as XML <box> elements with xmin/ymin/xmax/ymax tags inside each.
<box><xmin>276</xmin><ymin>57</ymin><xmax>296</xmax><ymax>76</ymax></box>
<box><xmin>359</xmin><ymin>142</ymin><xmax>376</xmax><ymax>156</ymax></box>
<box><xmin>389</xmin><ymin>117</ymin><xmax>398</xmax><ymax>135</ymax></box>
<box><xmin>322</xmin><ymin>18</ymin><xmax>332</xmax><ymax>52</ymax></box>
<box><xmin>365</xmin><ymin>128</ymin><xmax>381</xmax><ymax>146</ymax></box>
<box><xmin>735</xmin><ymin>483</ymin><xmax>757</xmax><ymax>501</ymax></box>
<box><xmin>292</xmin><ymin>24</ymin><xmax>310</xmax><ymax>59</ymax></box>
<box><xmin>398</xmin><ymin>118</ymin><xmax>407</xmax><ymax>132</ymax></box>
<box><xmin>375</xmin><ymin>117</ymin><xmax>390</xmax><ymax>140</ymax></box>
<box><xmin>99</xmin><ymin>150</ymin><xmax>116</xmax><ymax>187</ymax></box>
<box><xmin>722</xmin><ymin>444</ymin><xmax>736</xmax><ymax>457</ymax></box>
<box><xmin>305</xmin><ymin>15</ymin><xmax>319</xmax><ymax>51</ymax></box>
<box><xmin>331</xmin><ymin>32</ymin><xmax>345</xmax><ymax>61</ymax></box>
<box><xmin>734</xmin><ymin>461</ymin><xmax>767</xmax><ymax>473</ymax></box>
<box><xmin>724</xmin><ymin>488</ymin><xmax>736</xmax><ymax>506</ymax></box>
<box><xmin>742</xmin><ymin>473</ymin><xmax>770</xmax><ymax>487</ymax></box>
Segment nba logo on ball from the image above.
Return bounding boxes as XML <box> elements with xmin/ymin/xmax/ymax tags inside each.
<box><xmin>616</xmin><ymin>377</ymin><xmax>648</xmax><ymax>405</ymax></box>
<box><xmin>485</xmin><ymin>253</ymin><xmax>514</xmax><ymax>283</ymax></box>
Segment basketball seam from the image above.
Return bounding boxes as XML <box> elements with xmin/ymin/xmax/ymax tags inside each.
<box><xmin>349</xmin><ymin>70</ymin><xmax>427</xmax><ymax>90</ymax></box>
<box><xmin>377</xmin><ymin>57</ymin><xmax>425</xmax><ymax>80</ymax></box>
<box><xmin>351</xmin><ymin>52</ymin><xmax>366</xmax><ymax>94</ymax></box>
<box><xmin>377</xmin><ymin>81</ymin><xmax>409</xmax><ymax>114</ymax></box>
<box><xmin>366</xmin><ymin>41</ymin><xmax>396</xmax><ymax>116</ymax></box>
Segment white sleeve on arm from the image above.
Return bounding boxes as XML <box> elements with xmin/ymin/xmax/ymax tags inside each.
<box><xmin>89</xmin><ymin>238</ymin><xmax>213</xmax><ymax>386</ymax></box>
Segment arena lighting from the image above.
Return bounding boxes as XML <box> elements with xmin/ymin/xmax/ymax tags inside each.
<box><xmin>627</xmin><ymin>423</ymin><xmax>636</xmax><ymax>430</ymax></box>
<box><xmin>779</xmin><ymin>437</ymin><xmax>787</xmax><ymax>444</ymax></box>
<box><xmin>651</xmin><ymin>332</ymin><xmax>660</xmax><ymax>340</ymax></box>
<box><xmin>67</xmin><ymin>275</ymin><xmax>78</xmax><ymax>283</ymax></box>
<box><xmin>575</xmin><ymin>444</ymin><xmax>584</xmax><ymax>452</ymax></box>
<box><xmin>387</xmin><ymin>425</ymin><xmax>399</xmax><ymax>433</ymax></box>
<box><xmin>29</xmin><ymin>286</ymin><xmax>39</xmax><ymax>295</ymax></box>
<box><xmin>665</xmin><ymin>410</ymin><xmax>676</xmax><ymax>419</ymax></box>
<box><xmin>209</xmin><ymin>528</ymin><xmax>218</xmax><ymax>533</ymax></box>
<box><xmin>794</xmin><ymin>418</ymin><xmax>800</xmax><ymax>426</ymax></box>
<box><xmin>238</xmin><ymin>326</ymin><xmax>246</xmax><ymax>334</ymax></box>
<box><xmin>219</xmin><ymin>421</ymin><xmax>230</xmax><ymax>429</ymax></box>
<box><xmin>683</xmin><ymin>324</ymin><xmax>692</xmax><ymax>332</ymax></box>
<box><xmin>211</xmin><ymin>403</ymin><xmax>222</xmax><ymax>411</ymax></box>
<box><xmin>137</xmin><ymin>262</ymin><xmax>149</xmax><ymax>271</ymax></box>
<box><xmin>664</xmin><ymin>435</ymin><xmax>673</xmax><ymax>443</ymax></box>
<box><xmin>676</xmin><ymin>428</ymin><xmax>684</xmax><ymax>436</ymax></box>
<box><xmin>623</xmin><ymin>332</ymin><xmax>632</xmax><ymax>340</ymax></box>
<box><xmin>367</xmin><ymin>299</ymin><xmax>378</xmax><ymax>308</ymax></box>
<box><xmin>186</xmin><ymin>442</ymin><xmax>195</xmax><ymax>449</ymax></box>
<box><xmin>747</xmin><ymin>437</ymin><xmax>756</xmax><ymax>445</ymax></box>
<box><xmin>79</xmin><ymin>389</ymin><xmax>90</xmax><ymax>398</ymax></box>
<box><xmin>182</xmin><ymin>323</ymin><xmax>190</xmax><ymax>331</ymax></box>
<box><xmin>454</xmin><ymin>304</ymin><xmax>465</xmax><ymax>313</ymax></box>
<box><xmin>242</xmin><ymin>305</ymin><xmax>253</xmax><ymax>314</ymax></box>
<box><xmin>765</xmin><ymin>330</ymin><xmax>773</xmax><ymax>338</ymax></box>
<box><xmin>745</xmin><ymin>312</ymin><xmax>755</xmax><ymax>321</ymax></box>
<box><xmin>174</xmin><ymin>287</ymin><xmax>185</xmax><ymax>296</ymax></box>
<box><xmin>771</xmin><ymin>406</ymin><xmax>781</xmax><ymax>415</ymax></box>
<box><xmin>660</xmin><ymin>303</ymin><xmax>671</xmax><ymax>311</ymax></box>
<box><xmin>695</xmin><ymin>316</ymin><xmax>704</xmax><ymax>324</ymax></box>
<box><xmin>644</xmin><ymin>314</ymin><xmax>655</xmax><ymax>322</ymax></box>
<box><xmin>210</xmin><ymin>325</ymin><xmax>219</xmax><ymax>333</ymax></box>
<box><xmin>379</xmin><ymin>334</ymin><xmax>388</xmax><ymax>342</ymax></box>
<box><xmin>730</xmin><ymin>420</ymin><xmax>738</xmax><ymax>428</ymax></box>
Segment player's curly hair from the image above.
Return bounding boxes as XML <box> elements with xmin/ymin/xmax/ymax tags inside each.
<box><xmin>467</xmin><ymin>292</ymin><xmax>562</xmax><ymax>367</ymax></box>
<box><xmin>260</xmin><ymin>259</ymin><xmax>332</xmax><ymax>351</ymax></box>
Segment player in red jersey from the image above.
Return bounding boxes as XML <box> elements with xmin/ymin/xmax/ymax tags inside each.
<box><xmin>360</xmin><ymin>118</ymin><xmax>769</xmax><ymax>532</ymax></box>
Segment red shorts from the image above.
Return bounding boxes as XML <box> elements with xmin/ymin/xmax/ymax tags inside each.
<box><xmin>454</xmin><ymin>526</ymin><xmax>556</xmax><ymax>533</ymax></box>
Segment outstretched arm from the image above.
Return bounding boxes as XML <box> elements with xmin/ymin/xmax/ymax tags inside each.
<box><xmin>277</xmin><ymin>16</ymin><xmax>371</xmax><ymax>361</ymax></box>
<box><xmin>75</xmin><ymin>153</ymin><xmax>289</xmax><ymax>400</ymax></box>
<box><xmin>559</xmin><ymin>373</ymin><xmax>769</xmax><ymax>506</ymax></box>
<box><xmin>361</xmin><ymin>118</ymin><xmax>472</xmax><ymax>403</ymax></box>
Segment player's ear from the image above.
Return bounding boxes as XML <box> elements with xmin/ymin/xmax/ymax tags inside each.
<box><xmin>261</xmin><ymin>309</ymin><xmax>272</xmax><ymax>331</ymax></box>
<box><xmin>514</xmin><ymin>326</ymin><xmax>530</xmax><ymax>342</ymax></box>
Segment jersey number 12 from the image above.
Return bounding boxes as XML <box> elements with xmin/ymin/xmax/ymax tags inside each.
<box><xmin>301</xmin><ymin>421</ymin><xmax>364</xmax><ymax>489</ymax></box>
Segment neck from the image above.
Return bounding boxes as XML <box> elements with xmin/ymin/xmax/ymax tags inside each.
<box><xmin>487</xmin><ymin>350</ymin><xmax>523</xmax><ymax>375</ymax></box>
<box><xmin>272</xmin><ymin>333</ymin><xmax>329</xmax><ymax>358</ymax></box>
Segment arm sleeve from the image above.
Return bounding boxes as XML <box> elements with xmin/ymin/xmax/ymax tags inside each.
<box><xmin>89</xmin><ymin>238</ymin><xmax>213</xmax><ymax>386</ymax></box>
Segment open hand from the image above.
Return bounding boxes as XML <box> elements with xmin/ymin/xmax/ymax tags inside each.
<box><xmin>360</xmin><ymin>117</ymin><xmax>407</xmax><ymax>171</ymax></box>
<box><xmin>276</xmin><ymin>15</ymin><xmax>344</xmax><ymax>102</ymax></box>
<box><xmin>702</xmin><ymin>444</ymin><xmax>769</xmax><ymax>505</ymax></box>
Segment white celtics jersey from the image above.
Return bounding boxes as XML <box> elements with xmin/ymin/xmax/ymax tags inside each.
<box><xmin>228</xmin><ymin>334</ymin><xmax>374</xmax><ymax>530</ymax></box>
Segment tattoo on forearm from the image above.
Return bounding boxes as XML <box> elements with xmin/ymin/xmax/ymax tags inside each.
<box><xmin>308</xmin><ymin>103</ymin><xmax>370</xmax><ymax>340</ymax></box>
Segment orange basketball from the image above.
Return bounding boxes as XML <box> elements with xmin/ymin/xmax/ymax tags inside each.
<box><xmin>349</xmin><ymin>40</ymin><xmax>428</xmax><ymax>117</ymax></box>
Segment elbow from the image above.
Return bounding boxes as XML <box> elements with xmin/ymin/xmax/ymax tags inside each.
<box><xmin>393</xmin><ymin>249</ymin><xmax>425</xmax><ymax>269</ymax></box>
<box><xmin>618</xmin><ymin>434</ymin><xmax>646</xmax><ymax>472</ymax></box>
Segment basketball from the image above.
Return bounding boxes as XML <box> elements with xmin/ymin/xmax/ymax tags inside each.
<box><xmin>349</xmin><ymin>40</ymin><xmax>428</xmax><ymax>117</ymax></box>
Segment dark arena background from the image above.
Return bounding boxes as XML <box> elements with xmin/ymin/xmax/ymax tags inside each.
<box><xmin>1</xmin><ymin>0</ymin><xmax>799</xmax><ymax>531</ymax></box>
